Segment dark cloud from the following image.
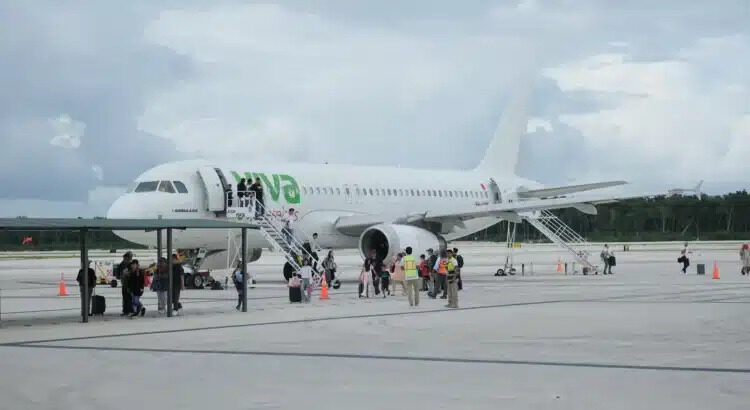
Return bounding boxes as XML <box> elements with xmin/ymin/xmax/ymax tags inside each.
<box><xmin>0</xmin><ymin>2</ymin><xmax>190</xmax><ymax>201</ymax></box>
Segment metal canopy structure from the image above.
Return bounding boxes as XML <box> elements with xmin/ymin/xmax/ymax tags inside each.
<box><xmin>0</xmin><ymin>218</ymin><xmax>258</xmax><ymax>323</ymax></box>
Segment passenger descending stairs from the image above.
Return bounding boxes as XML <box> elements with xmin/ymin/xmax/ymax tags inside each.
<box><xmin>522</xmin><ymin>210</ymin><xmax>598</xmax><ymax>273</ymax></box>
<box><xmin>251</xmin><ymin>199</ymin><xmax>318</xmax><ymax>274</ymax></box>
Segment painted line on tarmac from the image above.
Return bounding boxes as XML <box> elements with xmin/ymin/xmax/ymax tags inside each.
<box><xmin>2</xmin><ymin>300</ymin><xmax>565</xmax><ymax>346</ymax></box>
<box><xmin>4</xmin><ymin>344</ymin><xmax>749</xmax><ymax>375</ymax></box>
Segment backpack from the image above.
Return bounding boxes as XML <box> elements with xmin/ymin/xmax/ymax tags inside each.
<box><xmin>456</xmin><ymin>255</ymin><xmax>464</xmax><ymax>268</ymax></box>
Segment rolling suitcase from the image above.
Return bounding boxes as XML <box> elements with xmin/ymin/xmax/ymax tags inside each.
<box><xmin>289</xmin><ymin>286</ymin><xmax>302</xmax><ymax>303</ymax></box>
<box><xmin>608</xmin><ymin>255</ymin><xmax>616</xmax><ymax>267</ymax></box>
<box><xmin>91</xmin><ymin>294</ymin><xmax>106</xmax><ymax>315</ymax></box>
<box><xmin>288</xmin><ymin>277</ymin><xmax>302</xmax><ymax>303</ymax></box>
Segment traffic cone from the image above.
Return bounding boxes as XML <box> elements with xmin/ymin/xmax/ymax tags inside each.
<box><xmin>57</xmin><ymin>273</ymin><xmax>68</xmax><ymax>296</ymax></box>
<box><xmin>712</xmin><ymin>263</ymin><xmax>720</xmax><ymax>280</ymax></box>
<box><xmin>556</xmin><ymin>259</ymin><xmax>562</xmax><ymax>273</ymax></box>
<box><xmin>319</xmin><ymin>276</ymin><xmax>329</xmax><ymax>300</ymax></box>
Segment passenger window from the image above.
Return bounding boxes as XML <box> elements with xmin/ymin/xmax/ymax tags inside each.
<box><xmin>345</xmin><ymin>187</ymin><xmax>351</xmax><ymax>195</ymax></box>
<box><xmin>356</xmin><ymin>187</ymin><xmax>361</xmax><ymax>195</ymax></box>
<box><xmin>438</xmin><ymin>191</ymin><xmax>443</xmax><ymax>197</ymax></box>
<box><xmin>336</xmin><ymin>187</ymin><xmax>341</xmax><ymax>195</ymax></box>
<box><xmin>363</xmin><ymin>188</ymin><xmax>368</xmax><ymax>196</ymax></box>
<box><xmin>398</xmin><ymin>189</ymin><xmax>403</xmax><ymax>196</ymax></box>
<box><xmin>369</xmin><ymin>188</ymin><xmax>374</xmax><ymax>195</ymax></box>
<box><xmin>449</xmin><ymin>191</ymin><xmax>453</xmax><ymax>198</ymax></box>
<box><xmin>134</xmin><ymin>181</ymin><xmax>159</xmax><ymax>193</ymax></box>
<box><xmin>387</xmin><ymin>189</ymin><xmax>392</xmax><ymax>196</ymax></box>
<box><xmin>316</xmin><ymin>187</ymin><xmax>321</xmax><ymax>194</ymax></box>
<box><xmin>173</xmin><ymin>181</ymin><xmax>189</xmax><ymax>194</ymax></box>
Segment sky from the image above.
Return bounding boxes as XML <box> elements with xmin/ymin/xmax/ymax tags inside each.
<box><xmin>0</xmin><ymin>0</ymin><xmax>748</xmax><ymax>217</ymax></box>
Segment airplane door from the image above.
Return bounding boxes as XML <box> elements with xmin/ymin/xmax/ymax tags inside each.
<box><xmin>489</xmin><ymin>178</ymin><xmax>502</xmax><ymax>204</ymax></box>
<box><xmin>198</xmin><ymin>166</ymin><xmax>226</xmax><ymax>212</ymax></box>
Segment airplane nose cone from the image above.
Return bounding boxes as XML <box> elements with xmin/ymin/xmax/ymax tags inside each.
<box><xmin>106</xmin><ymin>195</ymin><xmax>128</xmax><ymax>219</ymax></box>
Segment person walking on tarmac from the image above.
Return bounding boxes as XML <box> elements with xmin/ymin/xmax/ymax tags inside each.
<box><xmin>453</xmin><ymin>248</ymin><xmax>464</xmax><ymax>290</ymax></box>
<box><xmin>434</xmin><ymin>250</ymin><xmax>449</xmax><ymax>299</ymax></box>
<box><xmin>232</xmin><ymin>260</ymin><xmax>245</xmax><ymax>310</ymax></box>
<box><xmin>446</xmin><ymin>250</ymin><xmax>459</xmax><ymax>308</ymax></box>
<box><xmin>740</xmin><ymin>244</ymin><xmax>750</xmax><ymax>275</ymax></box>
<box><xmin>171</xmin><ymin>254</ymin><xmax>185</xmax><ymax>315</ymax></box>
<box><xmin>118</xmin><ymin>251</ymin><xmax>133</xmax><ymax>316</ymax></box>
<box><xmin>427</xmin><ymin>248</ymin><xmax>438</xmax><ymax>298</ymax></box>
<box><xmin>76</xmin><ymin>260</ymin><xmax>96</xmax><ymax>316</ymax></box>
<box><xmin>128</xmin><ymin>260</ymin><xmax>146</xmax><ymax>318</ymax></box>
<box><xmin>391</xmin><ymin>253</ymin><xmax>407</xmax><ymax>296</ymax></box>
<box><xmin>402</xmin><ymin>247</ymin><xmax>421</xmax><ymax>307</ymax></box>
<box><xmin>678</xmin><ymin>242</ymin><xmax>690</xmax><ymax>274</ymax></box>
<box><xmin>379</xmin><ymin>258</ymin><xmax>391</xmax><ymax>298</ymax></box>
<box><xmin>600</xmin><ymin>244</ymin><xmax>612</xmax><ymax>275</ymax></box>
<box><xmin>419</xmin><ymin>254</ymin><xmax>430</xmax><ymax>292</ymax></box>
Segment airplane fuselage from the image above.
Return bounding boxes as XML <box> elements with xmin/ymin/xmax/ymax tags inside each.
<box><xmin>107</xmin><ymin>159</ymin><xmax>539</xmax><ymax>252</ymax></box>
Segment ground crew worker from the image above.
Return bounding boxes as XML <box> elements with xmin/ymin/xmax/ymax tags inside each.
<box><xmin>446</xmin><ymin>249</ymin><xmax>459</xmax><ymax>308</ymax></box>
<box><xmin>401</xmin><ymin>247</ymin><xmax>420</xmax><ymax>307</ymax></box>
<box><xmin>434</xmin><ymin>250</ymin><xmax>448</xmax><ymax>299</ymax></box>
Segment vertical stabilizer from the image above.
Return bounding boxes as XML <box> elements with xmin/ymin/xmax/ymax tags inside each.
<box><xmin>475</xmin><ymin>77</ymin><xmax>534</xmax><ymax>177</ymax></box>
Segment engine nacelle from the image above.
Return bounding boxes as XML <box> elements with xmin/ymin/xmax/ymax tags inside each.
<box><xmin>359</xmin><ymin>224</ymin><xmax>445</xmax><ymax>263</ymax></box>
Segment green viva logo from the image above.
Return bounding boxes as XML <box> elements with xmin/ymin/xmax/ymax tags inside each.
<box><xmin>231</xmin><ymin>171</ymin><xmax>301</xmax><ymax>204</ymax></box>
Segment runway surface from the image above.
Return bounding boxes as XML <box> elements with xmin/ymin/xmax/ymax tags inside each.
<box><xmin>0</xmin><ymin>241</ymin><xmax>748</xmax><ymax>409</ymax></box>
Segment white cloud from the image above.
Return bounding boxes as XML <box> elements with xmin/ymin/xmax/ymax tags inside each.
<box><xmin>138</xmin><ymin>4</ymin><xmax>531</xmax><ymax>165</ymax></box>
<box><xmin>49</xmin><ymin>114</ymin><xmax>85</xmax><ymax>149</ymax></box>
<box><xmin>543</xmin><ymin>36</ymin><xmax>749</xmax><ymax>185</ymax></box>
<box><xmin>91</xmin><ymin>165</ymin><xmax>104</xmax><ymax>181</ymax></box>
<box><xmin>526</xmin><ymin>117</ymin><xmax>553</xmax><ymax>133</ymax></box>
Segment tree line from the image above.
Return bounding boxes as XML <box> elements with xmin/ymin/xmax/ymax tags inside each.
<box><xmin>1</xmin><ymin>191</ymin><xmax>748</xmax><ymax>250</ymax></box>
<box><xmin>473</xmin><ymin>191</ymin><xmax>750</xmax><ymax>242</ymax></box>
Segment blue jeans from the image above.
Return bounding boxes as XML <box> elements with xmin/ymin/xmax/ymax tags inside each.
<box><xmin>301</xmin><ymin>278</ymin><xmax>311</xmax><ymax>302</ymax></box>
<box><xmin>131</xmin><ymin>295</ymin><xmax>142</xmax><ymax>313</ymax></box>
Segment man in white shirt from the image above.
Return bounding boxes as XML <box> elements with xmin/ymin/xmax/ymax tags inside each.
<box><xmin>282</xmin><ymin>208</ymin><xmax>297</xmax><ymax>244</ymax></box>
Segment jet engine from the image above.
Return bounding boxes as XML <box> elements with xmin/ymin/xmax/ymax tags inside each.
<box><xmin>359</xmin><ymin>224</ymin><xmax>445</xmax><ymax>263</ymax></box>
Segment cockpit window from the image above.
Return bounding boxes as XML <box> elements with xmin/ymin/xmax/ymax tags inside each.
<box><xmin>158</xmin><ymin>181</ymin><xmax>176</xmax><ymax>193</ymax></box>
<box><xmin>173</xmin><ymin>181</ymin><xmax>188</xmax><ymax>194</ymax></box>
<box><xmin>134</xmin><ymin>181</ymin><xmax>159</xmax><ymax>193</ymax></box>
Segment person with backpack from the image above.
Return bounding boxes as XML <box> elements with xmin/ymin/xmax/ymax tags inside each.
<box><xmin>152</xmin><ymin>257</ymin><xmax>169</xmax><ymax>314</ymax></box>
<box><xmin>453</xmin><ymin>248</ymin><xmax>464</xmax><ymax>290</ymax></box>
<box><xmin>600</xmin><ymin>244</ymin><xmax>612</xmax><ymax>275</ymax></box>
<box><xmin>678</xmin><ymin>242</ymin><xmax>690</xmax><ymax>274</ymax></box>
<box><xmin>741</xmin><ymin>244</ymin><xmax>750</xmax><ymax>275</ymax></box>
<box><xmin>76</xmin><ymin>260</ymin><xmax>96</xmax><ymax>316</ymax></box>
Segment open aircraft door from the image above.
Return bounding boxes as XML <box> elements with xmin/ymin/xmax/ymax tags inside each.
<box><xmin>197</xmin><ymin>167</ymin><xmax>227</xmax><ymax>212</ymax></box>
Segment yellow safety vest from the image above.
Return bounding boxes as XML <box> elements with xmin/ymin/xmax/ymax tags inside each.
<box><xmin>403</xmin><ymin>255</ymin><xmax>418</xmax><ymax>280</ymax></box>
<box><xmin>447</xmin><ymin>258</ymin><xmax>456</xmax><ymax>272</ymax></box>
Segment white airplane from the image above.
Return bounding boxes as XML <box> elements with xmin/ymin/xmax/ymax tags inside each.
<box><xmin>107</xmin><ymin>91</ymin><xmax>650</xmax><ymax>268</ymax></box>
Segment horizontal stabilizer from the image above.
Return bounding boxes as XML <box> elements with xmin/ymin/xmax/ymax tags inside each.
<box><xmin>517</xmin><ymin>181</ymin><xmax>627</xmax><ymax>199</ymax></box>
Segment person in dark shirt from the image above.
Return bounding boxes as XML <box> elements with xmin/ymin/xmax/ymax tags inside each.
<box><xmin>128</xmin><ymin>260</ymin><xmax>146</xmax><ymax>317</ymax></box>
<box><xmin>171</xmin><ymin>254</ymin><xmax>185</xmax><ymax>314</ymax></box>
<box><xmin>76</xmin><ymin>260</ymin><xmax>96</xmax><ymax>315</ymax></box>
<box><xmin>252</xmin><ymin>177</ymin><xmax>265</xmax><ymax>217</ymax></box>
<box><xmin>118</xmin><ymin>252</ymin><xmax>133</xmax><ymax>316</ymax></box>
<box><xmin>237</xmin><ymin>178</ymin><xmax>247</xmax><ymax>207</ymax></box>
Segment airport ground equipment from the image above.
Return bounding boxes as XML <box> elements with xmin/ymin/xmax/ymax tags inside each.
<box><xmin>522</xmin><ymin>210</ymin><xmax>598</xmax><ymax>274</ymax></box>
<box><xmin>496</xmin><ymin>221</ymin><xmax>518</xmax><ymax>276</ymax></box>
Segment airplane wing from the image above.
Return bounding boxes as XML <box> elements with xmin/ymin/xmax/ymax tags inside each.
<box><xmin>334</xmin><ymin>184</ymin><xmax>666</xmax><ymax>235</ymax></box>
<box><xmin>516</xmin><ymin>181</ymin><xmax>626</xmax><ymax>199</ymax></box>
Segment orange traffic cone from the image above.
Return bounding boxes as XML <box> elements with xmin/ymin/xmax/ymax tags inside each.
<box><xmin>57</xmin><ymin>273</ymin><xmax>68</xmax><ymax>296</ymax></box>
<box><xmin>712</xmin><ymin>263</ymin><xmax>720</xmax><ymax>280</ymax></box>
<box><xmin>556</xmin><ymin>259</ymin><xmax>562</xmax><ymax>273</ymax></box>
<box><xmin>319</xmin><ymin>276</ymin><xmax>329</xmax><ymax>300</ymax></box>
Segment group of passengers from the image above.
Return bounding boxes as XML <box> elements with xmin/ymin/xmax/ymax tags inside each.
<box><xmin>360</xmin><ymin>246</ymin><xmax>464</xmax><ymax>308</ymax></box>
<box><xmin>232</xmin><ymin>177</ymin><xmax>265</xmax><ymax>217</ymax></box>
<box><xmin>116</xmin><ymin>252</ymin><xmax>185</xmax><ymax>318</ymax></box>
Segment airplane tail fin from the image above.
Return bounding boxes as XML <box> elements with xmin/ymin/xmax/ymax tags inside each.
<box><xmin>695</xmin><ymin>180</ymin><xmax>704</xmax><ymax>200</ymax></box>
<box><xmin>474</xmin><ymin>75</ymin><xmax>534</xmax><ymax>177</ymax></box>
